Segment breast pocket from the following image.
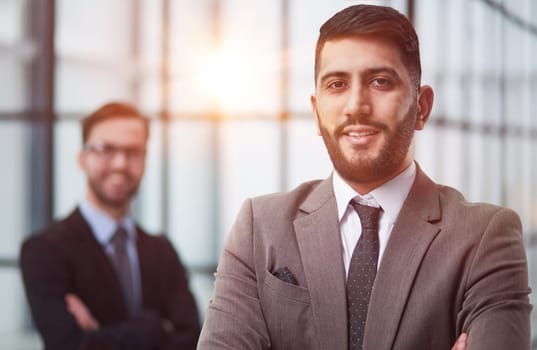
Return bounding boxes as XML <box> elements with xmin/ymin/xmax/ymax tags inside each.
<box><xmin>261</xmin><ymin>269</ymin><xmax>316</xmax><ymax>350</ymax></box>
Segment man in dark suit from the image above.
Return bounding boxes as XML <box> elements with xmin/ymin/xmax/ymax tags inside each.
<box><xmin>20</xmin><ymin>102</ymin><xmax>200</xmax><ymax>350</ymax></box>
<box><xmin>198</xmin><ymin>5</ymin><xmax>531</xmax><ymax>350</ymax></box>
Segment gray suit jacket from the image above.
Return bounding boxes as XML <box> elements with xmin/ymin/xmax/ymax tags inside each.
<box><xmin>198</xmin><ymin>166</ymin><xmax>531</xmax><ymax>350</ymax></box>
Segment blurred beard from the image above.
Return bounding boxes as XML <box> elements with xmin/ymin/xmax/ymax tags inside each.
<box><xmin>88</xmin><ymin>172</ymin><xmax>140</xmax><ymax>209</ymax></box>
<box><xmin>318</xmin><ymin>104</ymin><xmax>416</xmax><ymax>185</ymax></box>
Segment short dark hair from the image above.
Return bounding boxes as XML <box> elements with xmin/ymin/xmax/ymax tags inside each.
<box><xmin>82</xmin><ymin>102</ymin><xmax>150</xmax><ymax>144</ymax></box>
<box><xmin>314</xmin><ymin>4</ymin><xmax>421</xmax><ymax>88</ymax></box>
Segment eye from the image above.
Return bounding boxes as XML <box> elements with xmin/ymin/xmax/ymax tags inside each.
<box><xmin>327</xmin><ymin>80</ymin><xmax>347</xmax><ymax>90</ymax></box>
<box><xmin>126</xmin><ymin>147</ymin><xmax>146</xmax><ymax>159</ymax></box>
<box><xmin>101</xmin><ymin>144</ymin><xmax>117</xmax><ymax>156</ymax></box>
<box><xmin>370</xmin><ymin>77</ymin><xmax>391</xmax><ymax>88</ymax></box>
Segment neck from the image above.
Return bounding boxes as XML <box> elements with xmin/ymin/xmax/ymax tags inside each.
<box><xmin>86</xmin><ymin>195</ymin><xmax>129</xmax><ymax>220</ymax></box>
<box><xmin>347</xmin><ymin>159</ymin><xmax>413</xmax><ymax>195</ymax></box>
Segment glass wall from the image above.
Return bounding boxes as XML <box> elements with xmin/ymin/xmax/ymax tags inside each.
<box><xmin>0</xmin><ymin>0</ymin><xmax>45</xmax><ymax>347</ymax></box>
<box><xmin>414</xmin><ymin>0</ymin><xmax>537</xmax><ymax>341</ymax></box>
<box><xmin>1</xmin><ymin>0</ymin><xmax>535</xmax><ymax>348</ymax></box>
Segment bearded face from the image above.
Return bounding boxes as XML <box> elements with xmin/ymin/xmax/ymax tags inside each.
<box><xmin>311</xmin><ymin>37</ymin><xmax>427</xmax><ymax>192</ymax></box>
<box><xmin>79</xmin><ymin>118</ymin><xmax>147</xmax><ymax>216</ymax></box>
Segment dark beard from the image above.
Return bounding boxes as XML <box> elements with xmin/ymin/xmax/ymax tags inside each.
<box><xmin>318</xmin><ymin>105</ymin><xmax>416</xmax><ymax>185</ymax></box>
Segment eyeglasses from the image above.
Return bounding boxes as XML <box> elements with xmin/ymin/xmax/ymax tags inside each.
<box><xmin>83</xmin><ymin>142</ymin><xmax>146</xmax><ymax>164</ymax></box>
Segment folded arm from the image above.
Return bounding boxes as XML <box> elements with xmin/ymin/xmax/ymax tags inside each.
<box><xmin>458</xmin><ymin>208</ymin><xmax>532</xmax><ymax>349</ymax></box>
<box><xmin>20</xmin><ymin>236</ymin><xmax>193</xmax><ymax>350</ymax></box>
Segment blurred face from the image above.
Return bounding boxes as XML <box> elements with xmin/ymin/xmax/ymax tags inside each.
<box><xmin>78</xmin><ymin>117</ymin><xmax>147</xmax><ymax>217</ymax></box>
<box><xmin>311</xmin><ymin>36</ymin><xmax>432</xmax><ymax>193</ymax></box>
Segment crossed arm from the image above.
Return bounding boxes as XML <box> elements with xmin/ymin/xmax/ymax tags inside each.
<box><xmin>20</xmin><ymin>236</ymin><xmax>200</xmax><ymax>350</ymax></box>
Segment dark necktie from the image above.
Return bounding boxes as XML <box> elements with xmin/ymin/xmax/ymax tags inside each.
<box><xmin>110</xmin><ymin>227</ymin><xmax>138</xmax><ymax>316</ymax></box>
<box><xmin>347</xmin><ymin>202</ymin><xmax>381</xmax><ymax>350</ymax></box>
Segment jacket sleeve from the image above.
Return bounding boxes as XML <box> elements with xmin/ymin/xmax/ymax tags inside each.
<box><xmin>157</xmin><ymin>237</ymin><xmax>201</xmax><ymax>350</ymax></box>
<box><xmin>197</xmin><ymin>199</ymin><xmax>271</xmax><ymax>349</ymax></box>
<box><xmin>20</xmin><ymin>235</ymin><xmax>91</xmax><ymax>350</ymax></box>
<box><xmin>458</xmin><ymin>208</ymin><xmax>532</xmax><ymax>350</ymax></box>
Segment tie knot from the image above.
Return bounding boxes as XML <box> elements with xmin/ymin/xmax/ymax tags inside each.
<box><xmin>111</xmin><ymin>226</ymin><xmax>128</xmax><ymax>246</ymax></box>
<box><xmin>351</xmin><ymin>201</ymin><xmax>381</xmax><ymax>230</ymax></box>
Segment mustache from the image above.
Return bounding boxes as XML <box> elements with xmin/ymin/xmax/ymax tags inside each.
<box><xmin>334</xmin><ymin>118</ymin><xmax>388</xmax><ymax>136</ymax></box>
<box><xmin>105</xmin><ymin>171</ymin><xmax>134</xmax><ymax>180</ymax></box>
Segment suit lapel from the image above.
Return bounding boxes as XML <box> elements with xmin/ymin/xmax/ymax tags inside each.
<box><xmin>364</xmin><ymin>167</ymin><xmax>442</xmax><ymax>350</ymax></box>
<box><xmin>67</xmin><ymin>209</ymin><xmax>127</xmax><ymax>317</ymax></box>
<box><xmin>135</xmin><ymin>228</ymin><xmax>151</xmax><ymax>305</ymax></box>
<box><xmin>294</xmin><ymin>177</ymin><xmax>348</xmax><ymax>350</ymax></box>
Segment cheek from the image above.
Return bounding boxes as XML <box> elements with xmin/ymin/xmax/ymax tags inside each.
<box><xmin>316</xmin><ymin>104</ymin><xmax>342</xmax><ymax>129</ymax></box>
<box><xmin>82</xmin><ymin>161</ymin><xmax>105</xmax><ymax>177</ymax></box>
<box><xmin>378</xmin><ymin>99</ymin><xmax>412</xmax><ymax>125</ymax></box>
<box><xmin>130</xmin><ymin>165</ymin><xmax>146</xmax><ymax>179</ymax></box>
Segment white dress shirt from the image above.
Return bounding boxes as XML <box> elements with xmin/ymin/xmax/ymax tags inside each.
<box><xmin>333</xmin><ymin>162</ymin><xmax>417</xmax><ymax>277</ymax></box>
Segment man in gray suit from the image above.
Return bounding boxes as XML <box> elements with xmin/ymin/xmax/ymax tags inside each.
<box><xmin>198</xmin><ymin>4</ymin><xmax>531</xmax><ymax>350</ymax></box>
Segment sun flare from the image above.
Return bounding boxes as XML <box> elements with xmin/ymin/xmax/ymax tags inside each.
<box><xmin>198</xmin><ymin>49</ymin><xmax>254</xmax><ymax>110</ymax></box>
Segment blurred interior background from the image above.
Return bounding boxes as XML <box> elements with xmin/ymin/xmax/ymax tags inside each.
<box><xmin>1</xmin><ymin>0</ymin><xmax>536</xmax><ymax>348</ymax></box>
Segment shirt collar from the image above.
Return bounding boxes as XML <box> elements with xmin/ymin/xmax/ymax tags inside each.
<box><xmin>333</xmin><ymin>161</ymin><xmax>416</xmax><ymax>224</ymax></box>
<box><xmin>79</xmin><ymin>200</ymin><xmax>137</xmax><ymax>245</ymax></box>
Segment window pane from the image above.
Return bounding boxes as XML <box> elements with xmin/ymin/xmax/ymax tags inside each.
<box><xmin>53</xmin><ymin>119</ymin><xmax>84</xmax><ymax>219</ymax></box>
<box><xmin>0</xmin><ymin>121</ymin><xmax>28</xmax><ymax>257</ymax></box>
<box><xmin>0</xmin><ymin>53</ymin><xmax>26</xmax><ymax>111</ymax></box>
<box><xmin>0</xmin><ymin>0</ymin><xmax>26</xmax><ymax>43</ymax></box>
<box><xmin>0</xmin><ymin>268</ymin><xmax>41</xmax><ymax>349</ymax></box>
<box><xmin>287</xmin><ymin>118</ymin><xmax>331</xmax><ymax>189</ymax></box>
<box><xmin>0</xmin><ymin>0</ymin><xmax>27</xmax><ymax>112</ymax></box>
<box><xmin>168</xmin><ymin>120</ymin><xmax>218</xmax><ymax>266</ymax></box>
<box><xmin>218</xmin><ymin>119</ymin><xmax>281</xmax><ymax>246</ymax></box>
<box><xmin>169</xmin><ymin>0</ymin><xmax>281</xmax><ymax>115</ymax></box>
<box><xmin>55</xmin><ymin>0</ymin><xmax>135</xmax><ymax>111</ymax></box>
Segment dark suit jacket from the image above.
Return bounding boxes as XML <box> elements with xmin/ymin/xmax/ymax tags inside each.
<box><xmin>20</xmin><ymin>208</ymin><xmax>200</xmax><ymax>350</ymax></box>
<box><xmin>198</xmin><ymin>166</ymin><xmax>532</xmax><ymax>350</ymax></box>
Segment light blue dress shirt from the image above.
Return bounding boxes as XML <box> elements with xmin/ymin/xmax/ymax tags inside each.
<box><xmin>79</xmin><ymin>200</ymin><xmax>142</xmax><ymax>312</ymax></box>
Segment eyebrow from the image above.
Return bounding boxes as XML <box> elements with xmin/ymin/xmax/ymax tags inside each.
<box><xmin>319</xmin><ymin>71</ymin><xmax>350</xmax><ymax>86</ymax></box>
<box><xmin>319</xmin><ymin>66</ymin><xmax>401</xmax><ymax>85</ymax></box>
<box><xmin>364</xmin><ymin>67</ymin><xmax>401</xmax><ymax>80</ymax></box>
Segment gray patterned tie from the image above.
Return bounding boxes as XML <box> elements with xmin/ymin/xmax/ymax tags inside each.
<box><xmin>110</xmin><ymin>226</ymin><xmax>138</xmax><ymax>316</ymax></box>
<box><xmin>347</xmin><ymin>202</ymin><xmax>381</xmax><ymax>350</ymax></box>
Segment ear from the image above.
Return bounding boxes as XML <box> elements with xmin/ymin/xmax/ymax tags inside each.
<box><xmin>310</xmin><ymin>94</ymin><xmax>322</xmax><ymax>136</ymax></box>
<box><xmin>78</xmin><ymin>149</ymin><xmax>87</xmax><ymax>172</ymax></box>
<box><xmin>415</xmin><ymin>85</ymin><xmax>434</xmax><ymax>130</ymax></box>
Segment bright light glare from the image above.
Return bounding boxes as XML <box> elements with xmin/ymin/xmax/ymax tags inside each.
<box><xmin>198</xmin><ymin>50</ymin><xmax>254</xmax><ymax>111</ymax></box>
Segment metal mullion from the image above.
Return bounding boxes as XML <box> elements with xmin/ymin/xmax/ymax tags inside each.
<box><xmin>27</xmin><ymin>0</ymin><xmax>55</xmax><ymax>233</ymax></box>
<box><xmin>160</xmin><ymin>0</ymin><xmax>171</xmax><ymax>235</ymax></box>
<box><xmin>279</xmin><ymin>0</ymin><xmax>290</xmax><ymax>192</ymax></box>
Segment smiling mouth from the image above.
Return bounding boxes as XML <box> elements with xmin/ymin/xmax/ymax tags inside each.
<box><xmin>346</xmin><ymin>130</ymin><xmax>377</xmax><ymax>137</ymax></box>
<box><xmin>341</xmin><ymin>128</ymin><xmax>380</xmax><ymax>146</ymax></box>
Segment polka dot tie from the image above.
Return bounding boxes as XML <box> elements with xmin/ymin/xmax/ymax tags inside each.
<box><xmin>347</xmin><ymin>201</ymin><xmax>381</xmax><ymax>350</ymax></box>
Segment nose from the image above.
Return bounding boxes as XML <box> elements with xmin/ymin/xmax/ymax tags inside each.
<box><xmin>109</xmin><ymin>150</ymin><xmax>129</xmax><ymax>168</ymax></box>
<box><xmin>343</xmin><ymin>84</ymin><xmax>371</xmax><ymax>118</ymax></box>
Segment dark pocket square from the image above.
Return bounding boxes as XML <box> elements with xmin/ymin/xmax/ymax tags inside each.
<box><xmin>272</xmin><ymin>267</ymin><xmax>298</xmax><ymax>285</ymax></box>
